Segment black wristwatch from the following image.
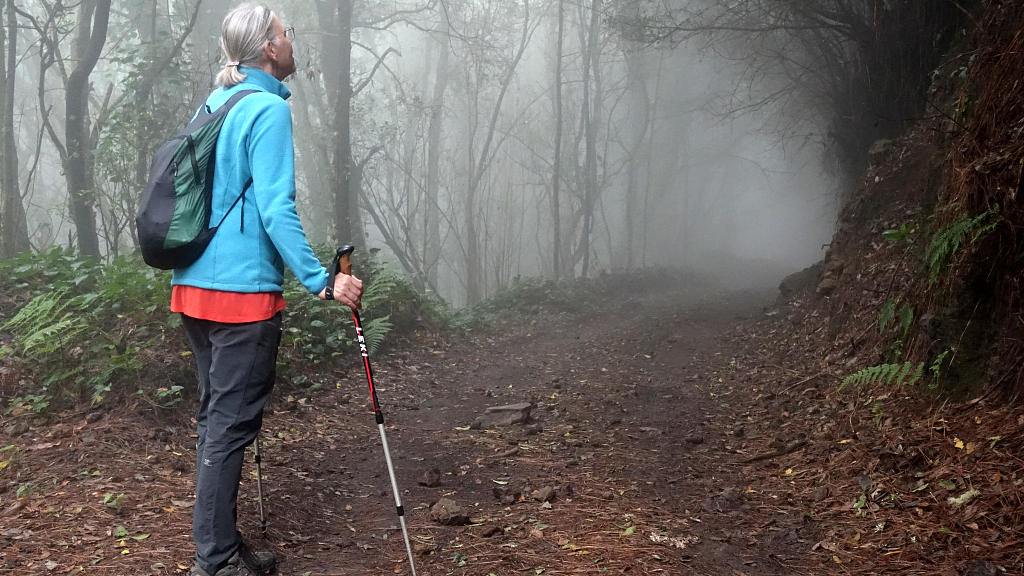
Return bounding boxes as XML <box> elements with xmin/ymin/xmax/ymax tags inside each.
<box><xmin>324</xmin><ymin>285</ymin><xmax>334</xmax><ymax>301</ymax></box>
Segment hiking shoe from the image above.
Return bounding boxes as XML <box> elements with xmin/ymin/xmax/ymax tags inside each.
<box><xmin>211</xmin><ymin>560</ymin><xmax>256</xmax><ymax>576</ymax></box>
<box><xmin>188</xmin><ymin>544</ymin><xmax>276</xmax><ymax>576</ymax></box>
<box><xmin>188</xmin><ymin>565</ymin><xmax>214</xmax><ymax>576</ymax></box>
<box><xmin>238</xmin><ymin>540</ymin><xmax>276</xmax><ymax>575</ymax></box>
<box><xmin>188</xmin><ymin>560</ymin><xmax>252</xmax><ymax>576</ymax></box>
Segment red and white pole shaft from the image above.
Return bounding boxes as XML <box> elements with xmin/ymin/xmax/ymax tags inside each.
<box><xmin>334</xmin><ymin>246</ymin><xmax>417</xmax><ymax>576</ymax></box>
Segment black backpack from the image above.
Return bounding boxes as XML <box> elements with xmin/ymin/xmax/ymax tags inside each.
<box><xmin>136</xmin><ymin>90</ymin><xmax>257</xmax><ymax>269</ymax></box>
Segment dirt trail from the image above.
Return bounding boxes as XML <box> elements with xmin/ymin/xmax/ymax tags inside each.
<box><xmin>0</xmin><ymin>280</ymin><xmax>819</xmax><ymax>576</ymax></box>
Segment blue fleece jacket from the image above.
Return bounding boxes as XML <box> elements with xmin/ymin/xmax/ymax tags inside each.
<box><xmin>171</xmin><ymin>68</ymin><xmax>329</xmax><ymax>296</ymax></box>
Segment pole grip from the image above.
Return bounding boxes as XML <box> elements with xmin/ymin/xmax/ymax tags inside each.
<box><xmin>331</xmin><ymin>245</ymin><xmax>355</xmax><ymax>276</ymax></box>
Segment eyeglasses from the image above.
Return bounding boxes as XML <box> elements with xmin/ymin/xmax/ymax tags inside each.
<box><xmin>270</xmin><ymin>26</ymin><xmax>294</xmax><ymax>44</ymax></box>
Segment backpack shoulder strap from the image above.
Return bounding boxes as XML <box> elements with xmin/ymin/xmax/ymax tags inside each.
<box><xmin>217</xmin><ymin>89</ymin><xmax>260</xmax><ymax>114</ymax></box>
<box><xmin>207</xmin><ymin>90</ymin><xmax>260</xmax><ymax>233</ymax></box>
<box><xmin>213</xmin><ymin>177</ymin><xmax>254</xmax><ymax>233</ymax></box>
<box><xmin>195</xmin><ymin>88</ymin><xmax>261</xmax><ymax>119</ymax></box>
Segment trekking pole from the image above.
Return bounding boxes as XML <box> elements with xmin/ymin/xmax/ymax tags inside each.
<box><xmin>253</xmin><ymin>435</ymin><xmax>268</xmax><ymax>535</ymax></box>
<box><xmin>331</xmin><ymin>245</ymin><xmax>418</xmax><ymax>576</ymax></box>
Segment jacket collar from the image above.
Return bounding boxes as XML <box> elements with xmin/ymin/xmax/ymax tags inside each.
<box><xmin>235</xmin><ymin>67</ymin><xmax>291</xmax><ymax>100</ymax></box>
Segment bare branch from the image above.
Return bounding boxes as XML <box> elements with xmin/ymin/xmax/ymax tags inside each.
<box><xmin>355</xmin><ymin>0</ymin><xmax>437</xmax><ymax>29</ymax></box>
<box><xmin>351</xmin><ymin>44</ymin><xmax>401</xmax><ymax>98</ymax></box>
<box><xmin>109</xmin><ymin>0</ymin><xmax>204</xmax><ymax>113</ymax></box>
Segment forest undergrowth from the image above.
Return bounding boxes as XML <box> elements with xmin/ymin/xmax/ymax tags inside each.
<box><xmin>0</xmin><ymin>245</ymin><xmax>437</xmax><ymax>414</ymax></box>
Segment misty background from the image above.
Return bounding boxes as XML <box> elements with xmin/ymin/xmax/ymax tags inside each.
<box><xmin>0</xmin><ymin>0</ymin><xmax>906</xmax><ymax>307</ymax></box>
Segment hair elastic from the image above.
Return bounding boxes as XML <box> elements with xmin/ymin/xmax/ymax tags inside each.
<box><xmin>227</xmin><ymin>61</ymin><xmax>240</xmax><ymax>67</ymax></box>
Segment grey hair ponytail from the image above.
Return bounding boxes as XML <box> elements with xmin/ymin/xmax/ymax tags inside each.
<box><xmin>215</xmin><ymin>3</ymin><xmax>277</xmax><ymax>87</ymax></box>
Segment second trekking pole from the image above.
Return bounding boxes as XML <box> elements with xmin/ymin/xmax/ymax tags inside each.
<box><xmin>253</xmin><ymin>435</ymin><xmax>268</xmax><ymax>535</ymax></box>
<box><xmin>331</xmin><ymin>245</ymin><xmax>418</xmax><ymax>576</ymax></box>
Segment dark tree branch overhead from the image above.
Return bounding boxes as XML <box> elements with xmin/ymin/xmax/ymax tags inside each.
<box><xmin>16</xmin><ymin>2</ymin><xmax>70</xmax><ymax>84</ymax></box>
<box><xmin>110</xmin><ymin>0</ymin><xmax>204</xmax><ymax>111</ymax></box>
<box><xmin>608</xmin><ymin>0</ymin><xmax>974</xmax><ymax>182</ymax></box>
<box><xmin>37</xmin><ymin>66</ymin><xmax>66</xmax><ymax>163</ymax></box>
<box><xmin>356</xmin><ymin>0</ymin><xmax>437</xmax><ymax>29</ymax></box>
<box><xmin>351</xmin><ymin>44</ymin><xmax>401</xmax><ymax>98</ymax></box>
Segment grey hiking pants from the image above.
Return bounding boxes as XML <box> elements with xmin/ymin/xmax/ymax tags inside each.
<box><xmin>183</xmin><ymin>313</ymin><xmax>282</xmax><ymax>575</ymax></box>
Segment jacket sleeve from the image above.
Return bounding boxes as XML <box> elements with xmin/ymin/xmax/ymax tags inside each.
<box><xmin>247</xmin><ymin>99</ymin><xmax>329</xmax><ymax>295</ymax></box>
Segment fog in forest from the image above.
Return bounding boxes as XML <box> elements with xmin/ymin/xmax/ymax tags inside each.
<box><xmin>0</xmin><ymin>1</ymin><xmax>845</xmax><ymax>306</ymax></box>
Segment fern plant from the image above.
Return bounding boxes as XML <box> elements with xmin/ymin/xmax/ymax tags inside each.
<box><xmin>842</xmin><ymin>361</ymin><xmax>924</xmax><ymax>390</ymax></box>
<box><xmin>1</xmin><ymin>254</ymin><xmax>169</xmax><ymax>408</ymax></box>
<box><xmin>2</xmin><ymin>245</ymin><xmax>433</xmax><ymax>405</ymax></box>
<box><xmin>3</xmin><ymin>290</ymin><xmax>89</xmax><ymax>360</ymax></box>
<box><xmin>877</xmin><ymin>298</ymin><xmax>916</xmax><ymax>359</ymax></box>
<box><xmin>926</xmin><ymin>205</ymin><xmax>1000</xmax><ymax>282</ymax></box>
<box><xmin>279</xmin><ymin>248</ymin><xmax>407</xmax><ymax>369</ymax></box>
<box><xmin>878</xmin><ymin>299</ymin><xmax>897</xmax><ymax>334</ymax></box>
<box><xmin>362</xmin><ymin>316</ymin><xmax>393</xmax><ymax>354</ymax></box>
<box><xmin>361</xmin><ymin>266</ymin><xmax>400</xmax><ymax>310</ymax></box>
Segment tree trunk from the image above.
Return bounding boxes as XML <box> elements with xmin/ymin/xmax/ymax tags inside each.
<box><xmin>622</xmin><ymin>47</ymin><xmax>649</xmax><ymax>271</ymax></box>
<box><xmin>424</xmin><ymin>21</ymin><xmax>449</xmax><ymax>290</ymax></box>
<box><xmin>465</xmin><ymin>0</ymin><xmax>532</xmax><ymax>304</ymax></box>
<box><xmin>0</xmin><ymin>0</ymin><xmax>4</xmax><ymax>250</ymax></box>
<box><xmin>578</xmin><ymin>0</ymin><xmax>601</xmax><ymax>278</ymax></box>
<box><xmin>464</xmin><ymin>190</ymin><xmax>482</xmax><ymax>304</ymax></box>
<box><xmin>65</xmin><ymin>0</ymin><xmax>111</xmax><ymax>257</ymax></box>
<box><xmin>641</xmin><ymin>52</ymin><xmax>665</xmax><ymax>268</ymax></box>
<box><xmin>464</xmin><ymin>78</ymin><xmax>482</xmax><ymax>305</ymax></box>
<box><xmin>128</xmin><ymin>0</ymin><xmax>199</xmax><ymax>249</ymax></box>
<box><xmin>1</xmin><ymin>0</ymin><xmax>28</xmax><ymax>257</ymax></box>
<box><xmin>129</xmin><ymin>1</ymin><xmax>161</xmax><ymax>247</ymax></box>
<box><xmin>331</xmin><ymin>1</ymin><xmax>362</xmax><ymax>247</ymax></box>
<box><xmin>190</xmin><ymin>0</ymin><xmax>232</xmax><ymax>107</ymax></box>
<box><xmin>550</xmin><ymin>0</ymin><xmax>564</xmax><ymax>281</ymax></box>
<box><xmin>292</xmin><ymin>86</ymin><xmax>334</xmax><ymax>242</ymax></box>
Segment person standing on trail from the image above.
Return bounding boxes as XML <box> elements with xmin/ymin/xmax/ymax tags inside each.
<box><xmin>171</xmin><ymin>4</ymin><xmax>363</xmax><ymax>576</ymax></box>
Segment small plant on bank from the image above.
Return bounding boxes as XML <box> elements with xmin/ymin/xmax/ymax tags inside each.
<box><xmin>279</xmin><ymin>246</ymin><xmax>419</xmax><ymax>373</ymax></box>
<box><xmin>0</xmin><ymin>252</ymin><xmax>174</xmax><ymax>411</ymax></box>
<box><xmin>0</xmin><ymin>444</ymin><xmax>20</xmax><ymax>476</ymax></box>
<box><xmin>140</xmin><ymin>385</ymin><xmax>185</xmax><ymax>408</ymax></box>
<box><xmin>925</xmin><ymin>204</ymin><xmax>1000</xmax><ymax>283</ymax></box>
<box><xmin>930</xmin><ymin>349</ymin><xmax>951</xmax><ymax>378</ymax></box>
<box><xmin>882</xmin><ymin>222</ymin><xmax>914</xmax><ymax>242</ymax></box>
<box><xmin>102</xmin><ymin>493</ymin><xmax>126</xmax><ymax>509</ymax></box>
<box><xmin>878</xmin><ymin>298</ymin><xmax>915</xmax><ymax>359</ymax></box>
<box><xmin>927</xmin><ymin>349</ymin><xmax>952</xmax><ymax>389</ymax></box>
<box><xmin>841</xmin><ymin>361</ymin><xmax>924</xmax><ymax>389</ymax></box>
<box><xmin>16</xmin><ymin>480</ymin><xmax>36</xmax><ymax>499</ymax></box>
<box><xmin>5</xmin><ymin>395</ymin><xmax>50</xmax><ymax>416</ymax></box>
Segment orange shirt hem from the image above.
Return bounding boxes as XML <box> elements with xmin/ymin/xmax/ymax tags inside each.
<box><xmin>171</xmin><ymin>285</ymin><xmax>286</xmax><ymax>323</ymax></box>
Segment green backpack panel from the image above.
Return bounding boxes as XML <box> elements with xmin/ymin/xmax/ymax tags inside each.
<box><xmin>136</xmin><ymin>90</ymin><xmax>256</xmax><ymax>269</ymax></box>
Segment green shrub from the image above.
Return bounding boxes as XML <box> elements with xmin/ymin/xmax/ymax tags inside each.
<box><xmin>0</xmin><ymin>246</ymin><xmax>444</xmax><ymax>406</ymax></box>
<box><xmin>272</xmin><ymin>246</ymin><xmax>443</xmax><ymax>385</ymax></box>
<box><xmin>1</xmin><ymin>253</ymin><xmax>170</xmax><ymax>408</ymax></box>
<box><xmin>450</xmin><ymin>277</ymin><xmax>582</xmax><ymax>330</ymax></box>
